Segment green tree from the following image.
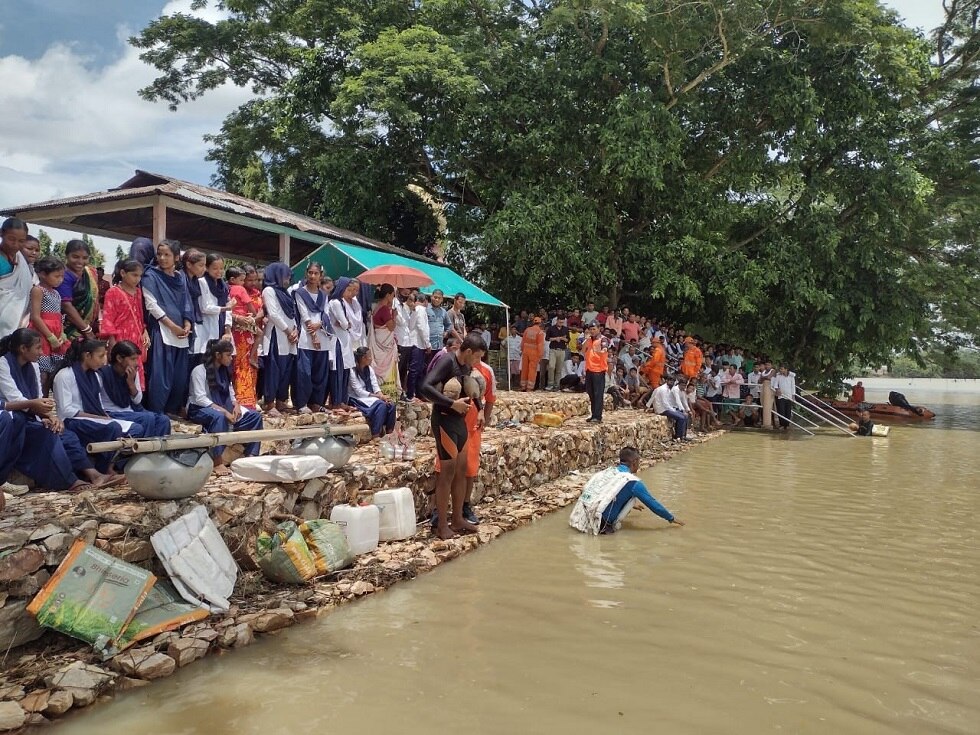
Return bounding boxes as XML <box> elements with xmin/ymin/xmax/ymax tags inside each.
<box><xmin>132</xmin><ymin>0</ymin><xmax>980</xmax><ymax>385</ymax></box>
<box><xmin>38</xmin><ymin>231</ymin><xmax>104</xmax><ymax>268</ymax></box>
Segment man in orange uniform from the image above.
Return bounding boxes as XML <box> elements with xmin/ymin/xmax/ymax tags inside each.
<box><xmin>583</xmin><ymin>323</ymin><xmax>609</xmax><ymax>423</ymax></box>
<box><xmin>642</xmin><ymin>335</ymin><xmax>667</xmax><ymax>387</ymax></box>
<box><xmin>520</xmin><ymin>316</ymin><xmax>545</xmax><ymax>391</ymax></box>
<box><xmin>680</xmin><ymin>336</ymin><xmax>703</xmax><ymax>380</ymax></box>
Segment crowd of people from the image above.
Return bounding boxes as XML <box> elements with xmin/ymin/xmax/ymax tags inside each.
<box><xmin>496</xmin><ymin>304</ymin><xmax>799</xmax><ymax>437</ymax></box>
<box><xmin>1</xmin><ymin>216</ymin><xmax>803</xmax><ymax>528</ymax></box>
<box><xmin>0</xmin><ymin>219</ymin><xmax>499</xmax><ymax>531</ymax></box>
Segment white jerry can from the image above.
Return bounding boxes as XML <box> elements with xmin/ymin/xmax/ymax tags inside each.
<box><xmin>329</xmin><ymin>503</ymin><xmax>381</xmax><ymax>555</ymax></box>
<box><xmin>373</xmin><ymin>487</ymin><xmax>417</xmax><ymax>542</ymax></box>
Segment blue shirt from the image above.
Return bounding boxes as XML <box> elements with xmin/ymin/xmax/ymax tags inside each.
<box><xmin>426</xmin><ymin>305</ymin><xmax>453</xmax><ymax>350</ymax></box>
<box><xmin>600</xmin><ymin>464</ymin><xmax>674</xmax><ymax>526</ymax></box>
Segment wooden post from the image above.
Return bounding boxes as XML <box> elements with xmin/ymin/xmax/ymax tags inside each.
<box><xmin>152</xmin><ymin>197</ymin><xmax>167</xmax><ymax>244</ymax></box>
<box><xmin>279</xmin><ymin>232</ymin><xmax>291</xmax><ymax>266</ymax></box>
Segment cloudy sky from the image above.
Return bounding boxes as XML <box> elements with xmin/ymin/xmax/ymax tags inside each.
<box><xmin>0</xmin><ymin>0</ymin><xmax>950</xmax><ymax>264</ymax></box>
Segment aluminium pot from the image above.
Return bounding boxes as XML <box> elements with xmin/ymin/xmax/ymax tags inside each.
<box><xmin>124</xmin><ymin>446</ymin><xmax>214</xmax><ymax>500</ymax></box>
<box><xmin>291</xmin><ymin>434</ymin><xmax>357</xmax><ymax>469</ymax></box>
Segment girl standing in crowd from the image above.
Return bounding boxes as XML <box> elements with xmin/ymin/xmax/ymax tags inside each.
<box><xmin>188</xmin><ymin>339</ymin><xmax>263</xmax><ymax>475</ymax></box>
<box><xmin>368</xmin><ymin>284</ymin><xmax>400</xmax><ymax>399</ymax></box>
<box><xmin>228</xmin><ymin>266</ymin><xmax>263</xmax><ymax>408</ymax></box>
<box><xmin>53</xmin><ymin>338</ymin><xmax>145</xmax><ymax>474</ymax></box>
<box><xmin>58</xmin><ymin>240</ymin><xmax>100</xmax><ymax>341</ymax></box>
<box><xmin>128</xmin><ymin>236</ymin><xmax>155</xmax><ymax>268</ymax></box>
<box><xmin>97</xmin><ymin>340</ymin><xmax>172</xmax><ymax>438</ymax></box>
<box><xmin>100</xmin><ymin>259</ymin><xmax>149</xmax><ymax>385</ymax></box>
<box><xmin>261</xmin><ymin>262</ymin><xmax>299</xmax><ymax>416</ymax></box>
<box><xmin>294</xmin><ymin>262</ymin><xmax>332</xmax><ymax>413</ymax></box>
<box><xmin>142</xmin><ymin>239</ymin><xmax>194</xmax><ymax>415</ymax></box>
<box><xmin>0</xmin><ymin>328</ymin><xmax>122</xmax><ymax>491</ymax></box>
<box><xmin>0</xmin><ymin>218</ymin><xmax>33</xmax><ymax>339</ymax></box>
<box><xmin>348</xmin><ymin>346</ymin><xmax>397</xmax><ymax>438</ymax></box>
<box><xmin>204</xmin><ymin>254</ymin><xmax>234</xmax><ymax>345</ymax></box>
<box><xmin>29</xmin><ymin>256</ymin><xmax>70</xmax><ymax>393</ymax></box>
<box><xmin>182</xmin><ymin>249</ymin><xmax>209</xmax><ymax>366</ymax></box>
<box><xmin>328</xmin><ymin>277</ymin><xmax>363</xmax><ymax>409</ymax></box>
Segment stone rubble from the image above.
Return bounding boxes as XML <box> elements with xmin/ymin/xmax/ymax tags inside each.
<box><xmin>0</xmin><ymin>392</ymin><xmax>719</xmax><ymax>730</ymax></box>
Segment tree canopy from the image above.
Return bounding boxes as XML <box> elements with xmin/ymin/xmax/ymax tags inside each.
<box><xmin>132</xmin><ymin>0</ymin><xmax>980</xmax><ymax>382</ymax></box>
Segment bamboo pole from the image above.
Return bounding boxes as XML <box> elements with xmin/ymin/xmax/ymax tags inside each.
<box><xmin>87</xmin><ymin>424</ymin><xmax>370</xmax><ymax>455</ymax></box>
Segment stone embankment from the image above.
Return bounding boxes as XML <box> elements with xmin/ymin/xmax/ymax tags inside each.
<box><xmin>0</xmin><ymin>393</ymin><xmax>708</xmax><ymax>730</ymax></box>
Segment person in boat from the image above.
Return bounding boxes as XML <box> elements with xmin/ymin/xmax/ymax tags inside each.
<box><xmin>53</xmin><ymin>337</ymin><xmax>147</xmax><ymax>474</ymax></box>
<box><xmin>188</xmin><ymin>339</ymin><xmax>264</xmax><ymax>475</ymax></box>
<box><xmin>96</xmin><ymin>340</ymin><xmax>172</xmax><ymax>438</ymax></box>
<box><xmin>888</xmin><ymin>391</ymin><xmax>925</xmax><ymax>416</ymax></box>
<box><xmin>0</xmin><ymin>328</ymin><xmax>124</xmax><ymax>491</ymax></box>
<box><xmin>850</xmin><ymin>381</ymin><xmax>865</xmax><ymax>404</ymax></box>
<box><xmin>855</xmin><ymin>410</ymin><xmax>875</xmax><ymax>436</ymax></box>
<box><xmin>569</xmin><ymin>447</ymin><xmax>685</xmax><ymax>535</ymax></box>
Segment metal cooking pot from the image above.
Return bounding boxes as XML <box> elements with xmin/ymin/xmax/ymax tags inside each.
<box><xmin>124</xmin><ymin>447</ymin><xmax>213</xmax><ymax>500</ymax></box>
<box><xmin>291</xmin><ymin>434</ymin><xmax>357</xmax><ymax>469</ymax></box>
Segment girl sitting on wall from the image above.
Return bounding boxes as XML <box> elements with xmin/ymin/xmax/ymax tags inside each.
<box><xmin>188</xmin><ymin>339</ymin><xmax>263</xmax><ymax>475</ymax></box>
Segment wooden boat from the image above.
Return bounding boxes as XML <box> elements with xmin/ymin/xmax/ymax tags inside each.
<box><xmin>830</xmin><ymin>400</ymin><xmax>935</xmax><ymax>420</ymax></box>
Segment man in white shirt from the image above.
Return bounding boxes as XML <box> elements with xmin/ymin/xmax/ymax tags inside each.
<box><xmin>559</xmin><ymin>352</ymin><xmax>585</xmax><ymax>391</ymax></box>
<box><xmin>581</xmin><ymin>302</ymin><xmax>599</xmax><ymax>326</ymax></box>
<box><xmin>647</xmin><ymin>375</ymin><xmax>689</xmax><ymax>440</ymax></box>
<box><xmin>505</xmin><ymin>325</ymin><xmax>522</xmax><ymax>385</ymax></box>
<box><xmin>770</xmin><ymin>365</ymin><xmax>797</xmax><ymax>430</ymax></box>
<box><xmin>747</xmin><ymin>366</ymin><xmax>761</xmax><ymax>399</ymax></box>
<box><xmin>393</xmin><ymin>288</ymin><xmax>414</xmax><ymax>399</ymax></box>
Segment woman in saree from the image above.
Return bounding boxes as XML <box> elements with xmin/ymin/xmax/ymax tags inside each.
<box><xmin>141</xmin><ymin>239</ymin><xmax>195</xmax><ymax>415</ymax></box>
<box><xmin>229</xmin><ymin>265</ymin><xmax>264</xmax><ymax>409</ymax></box>
<box><xmin>0</xmin><ymin>218</ymin><xmax>33</xmax><ymax>340</ymax></box>
<box><xmin>57</xmin><ymin>239</ymin><xmax>100</xmax><ymax>341</ymax></box>
<box><xmin>368</xmin><ymin>283</ymin><xmax>401</xmax><ymax>400</ymax></box>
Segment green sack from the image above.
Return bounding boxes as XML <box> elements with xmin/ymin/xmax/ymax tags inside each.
<box><xmin>256</xmin><ymin>522</ymin><xmax>317</xmax><ymax>584</ymax></box>
<box><xmin>300</xmin><ymin>520</ymin><xmax>354</xmax><ymax>575</ymax></box>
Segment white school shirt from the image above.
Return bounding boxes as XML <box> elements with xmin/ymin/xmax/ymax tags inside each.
<box><xmin>348</xmin><ymin>298</ymin><xmax>365</xmax><ymax>348</ymax></box>
<box><xmin>52</xmin><ymin>368</ymin><xmax>133</xmax><ymax>434</ymax></box>
<box><xmin>143</xmin><ymin>288</ymin><xmax>189</xmax><ymax>348</ymax></box>
<box><xmin>393</xmin><ymin>298</ymin><xmax>412</xmax><ymax>346</ymax></box>
<box><xmin>328</xmin><ymin>298</ymin><xmax>358</xmax><ymax>367</ymax></box>
<box><xmin>348</xmin><ymin>366</ymin><xmax>382</xmax><ymax>407</ymax></box>
<box><xmin>97</xmin><ymin>371</ymin><xmax>143</xmax><ymax>412</ymax></box>
<box><xmin>0</xmin><ymin>359</ymin><xmax>42</xmax><ymax>408</ymax></box>
<box><xmin>190</xmin><ymin>277</ymin><xmax>224</xmax><ymax>355</ymax></box>
<box><xmin>747</xmin><ymin>371</ymin><xmax>761</xmax><ymax>397</ymax></box>
<box><xmin>771</xmin><ymin>371</ymin><xmax>797</xmax><ymax>400</ymax></box>
<box><xmin>188</xmin><ymin>363</ymin><xmax>245</xmax><ymax>410</ymax></box>
<box><xmin>295</xmin><ymin>289</ymin><xmax>332</xmax><ymax>353</ymax></box>
<box><xmin>411</xmin><ymin>304</ymin><xmax>430</xmax><ymax>350</ymax></box>
<box><xmin>261</xmin><ymin>287</ymin><xmax>298</xmax><ymax>357</ymax></box>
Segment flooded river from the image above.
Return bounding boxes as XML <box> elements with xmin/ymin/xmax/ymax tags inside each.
<box><xmin>61</xmin><ymin>379</ymin><xmax>979</xmax><ymax>734</ymax></box>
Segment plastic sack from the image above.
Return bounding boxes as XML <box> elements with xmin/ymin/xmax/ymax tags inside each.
<box><xmin>300</xmin><ymin>520</ymin><xmax>353</xmax><ymax>574</ymax></box>
<box><xmin>231</xmin><ymin>455</ymin><xmax>331</xmax><ymax>483</ymax></box>
<box><xmin>256</xmin><ymin>522</ymin><xmax>317</xmax><ymax>584</ymax></box>
<box><xmin>532</xmin><ymin>412</ymin><xmax>564</xmax><ymax>428</ymax></box>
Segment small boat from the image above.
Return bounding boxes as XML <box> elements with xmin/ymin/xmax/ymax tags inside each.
<box><xmin>830</xmin><ymin>400</ymin><xmax>935</xmax><ymax>420</ymax></box>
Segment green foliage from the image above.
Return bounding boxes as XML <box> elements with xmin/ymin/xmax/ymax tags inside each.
<box><xmin>884</xmin><ymin>349</ymin><xmax>980</xmax><ymax>379</ymax></box>
<box><xmin>38</xmin><ymin>231</ymin><xmax>104</xmax><ymax>268</ymax></box>
<box><xmin>132</xmin><ymin>0</ymin><xmax>980</xmax><ymax>384</ymax></box>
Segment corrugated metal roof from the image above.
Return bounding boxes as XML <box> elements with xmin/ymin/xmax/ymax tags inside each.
<box><xmin>1</xmin><ymin>169</ymin><xmax>427</xmax><ymax>263</ymax></box>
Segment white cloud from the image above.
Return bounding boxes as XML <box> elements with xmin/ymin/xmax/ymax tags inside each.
<box><xmin>0</xmin><ymin>0</ymin><xmax>249</xmax><ymax>212</ymax></box>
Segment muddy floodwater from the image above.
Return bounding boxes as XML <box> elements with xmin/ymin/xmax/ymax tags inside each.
<box><xmin>60</xmin><ymin>379</ymin><xmax>979</xmax><ymax>734</ymax></box>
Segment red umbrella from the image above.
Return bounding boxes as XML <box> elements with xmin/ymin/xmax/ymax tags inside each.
<box><xmin>356</xmin><ymin>264</ymin><xmax>434</xmax><ymax>289</ymax></box>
